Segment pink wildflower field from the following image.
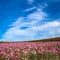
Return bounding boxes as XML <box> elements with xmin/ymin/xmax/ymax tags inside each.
<box><xmin>0</xmin><ymin>41</ymin><xmax>60</xmax><ymax>60</ymax></box>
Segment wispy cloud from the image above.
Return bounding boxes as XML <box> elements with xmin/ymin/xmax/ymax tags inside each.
<box><xmin>2</xmin><ymin>19</ymin><xmax>60</xmax><ymax>41</ymax></box>
<box><xmin>11</xmin><ymin>8</ymin><xmax>47</xmax><ymax>28</ymax></box>
<box><xmin>2</xmin><ymin>7</ymin><xmax>48</xmax><ymax>41</ymax></box>
<box><xmin>28</xmin><ymin>20</ymin><xmax>60</xmax><ymax>39</ymax></box>
<box><xmin>27</xmin><ymin>0</ymin><xmax>35</xmax><ymax>4</ymax></box>
<box><xmin>2</xmin><ymin>4</ymin><xmax>60</xmax><ymax>41</ymax></box>
<box><xmin>24</xmin><ymin>6</ymin><xmax>36</xmax><ymax>12</ymax></box>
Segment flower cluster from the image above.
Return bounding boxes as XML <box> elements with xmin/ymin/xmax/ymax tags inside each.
<box><xmin>0</xmin><ymin>41</ymin><xmax>60</xmax><ymax>60</ymax></box>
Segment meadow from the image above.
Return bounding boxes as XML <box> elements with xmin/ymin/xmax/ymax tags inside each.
<box><xmin>0</xmin><ymin>40</ymin><xmax>60</xmax><ymax>60</ymax></box>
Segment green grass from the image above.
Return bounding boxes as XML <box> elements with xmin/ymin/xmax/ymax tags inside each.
<box><xmin>0</xmin><ymin>53</ymin><xmax>60</xmax><ymax>60</ymax></box>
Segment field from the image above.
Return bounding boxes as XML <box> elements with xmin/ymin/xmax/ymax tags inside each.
<box><xmin>0</xmin><ymin>38</ymin><xmax>60</xmax><ymax>60</ymax></box>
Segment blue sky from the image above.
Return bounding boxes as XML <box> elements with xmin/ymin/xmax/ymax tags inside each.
<box><xmin>0</xmin><ymin>0</ymin><xmax>60</xmax><ymax>41</ymax></box>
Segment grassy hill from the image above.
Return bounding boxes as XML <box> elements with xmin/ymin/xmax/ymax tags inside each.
<box><xmin>26</xmin><ymin>37</ymin><xmax>60</xmax><ymax>42</ymax></box>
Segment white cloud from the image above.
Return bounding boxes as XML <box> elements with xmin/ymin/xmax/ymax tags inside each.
<box><xmin>3</xmin><ymin>27</ymin><xmax>36</xmax><ymax>41</ymax></box>
<box><xmin>27</xmin><ymin>0</ymin><xmax>35</xmax><ymax>4</ymax></box>
<box><xmin>36</xmin><ymin>2</ymin><xmax>48</xmax><ymax>9</ymax></box>
<box><xmin>2</xmin><ymin>8</ymin><xmax>48</xmax><ymax>41</ymax></box>
<box><xmin>29</xmin><ymin>20</ymin><xmax>60</xmax><ymax>39</ymax></box>
<box><xmin>2</xmin><ymin>20</ymin><xmax>60</xmax><ymax>41</ymax></box>
<box><xmin>11</xmin><ymin>8</ymin><xmax>47</xmax><ymax>28</ymax></box>
<box><xmin>24</xmin><ymin>6</ymin><xmax>36</xmax><ymax>12</ymax></box>
<box><xmin>2</xmin><ymin>6</ymin><xmax>60</xmax><ymax>41</ymax></box>
<box><xmin>27</xmin><ymin>8</ymin><xmax>47</xmax><ymax>21</ymax></box>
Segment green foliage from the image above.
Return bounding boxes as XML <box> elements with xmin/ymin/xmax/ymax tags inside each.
<box><xmin>0</xmin><ymin>57</ymin><xmax>2</xmax><ymax>60</ymax></box>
